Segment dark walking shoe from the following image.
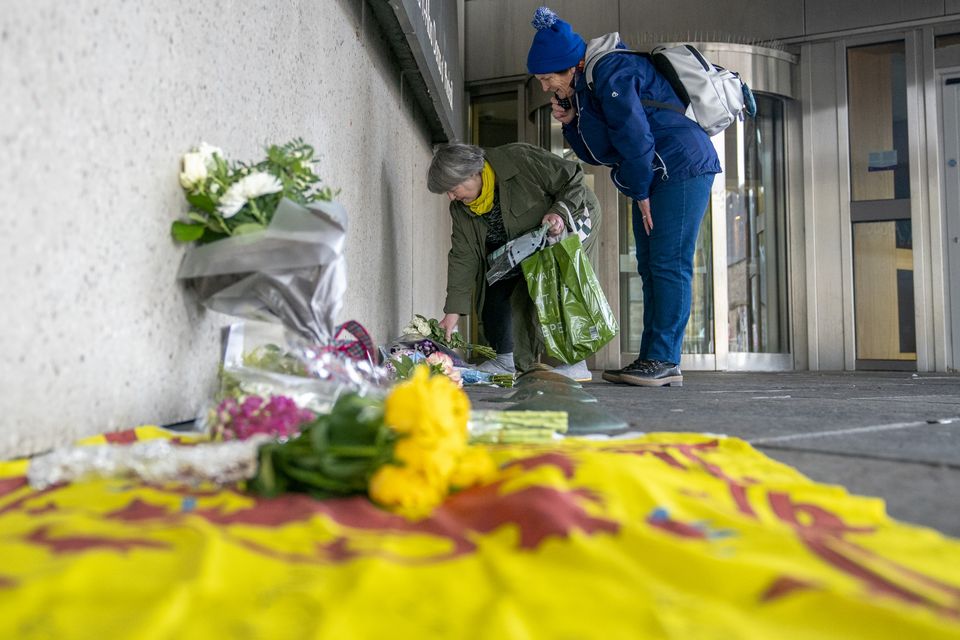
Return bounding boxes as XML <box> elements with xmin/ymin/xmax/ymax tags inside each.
<box><xmin>620</xmin><ymin>360</ymin><xmax>683</xmax><ymax>387</ymax></box>
<box><xmin>601</xmin><ymin>357</ymin><xmax>651</xmax><ymax>384</ymax></box>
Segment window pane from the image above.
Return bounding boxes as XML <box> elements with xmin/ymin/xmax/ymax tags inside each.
<box><xmin>847</xmin><ymin>42</ymin><xmax>909</xmax><ymax>201</ymax></box>
<box><xmin>471</xmin><ymin>93</ymin><xmax>517</xmax><ymax>147</ymax></box>
<box><xmin>935</xmin><ymin>33</ymin><xmax>960</xmax><ymax>49</ymax></box>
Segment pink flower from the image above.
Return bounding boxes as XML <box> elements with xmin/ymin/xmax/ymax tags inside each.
<box><xmin>426</xmin><ymin>352</ymin><xmax>454</xmax><ymax>374</ymax></box>
<box><xmin>426</xmin><ymin>352</ymin><xmax>462</xmax><ymax>387</ymax></box>
<box><xmin>213</xmin><ymin>395</ymin><xmax>315</xmax><ymax>441</ymax></box>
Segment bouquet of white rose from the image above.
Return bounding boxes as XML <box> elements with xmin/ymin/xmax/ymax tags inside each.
<box><xmin>172</xmin><ymin>140</ymin><xmax>347</xmax><ymax>344</ymax></box>
<box><xmin>172</xmin><ymin>139</ymin><xmax>336</xmax><ymax>244</ymax></box>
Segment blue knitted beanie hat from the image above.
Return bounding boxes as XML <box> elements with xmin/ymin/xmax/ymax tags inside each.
<box><xmin>526</xmin><ymin>7</ymin><xmax>586</xmax><ymax>74</ymax></box>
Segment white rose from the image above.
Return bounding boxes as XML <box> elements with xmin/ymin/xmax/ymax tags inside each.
<box><xmin>197</xmin><ymin>142</ymin><xmax>223</xmax><ymax>168</ymax></box>
<box><xmin>413</xmin><ymin>317</ymin><xmax>431</xmax><ymax>336</ymax></box>
<box><xmin>179</xmin><ymin>152</ymin><xmax>208</xmax><ymax>190</ymax></box>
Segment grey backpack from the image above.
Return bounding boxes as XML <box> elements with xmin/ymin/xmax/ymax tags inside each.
<box><xmin>586</xmin><ymin>44</ymin><xmax>756</xmax><ymax>137</ymax></box>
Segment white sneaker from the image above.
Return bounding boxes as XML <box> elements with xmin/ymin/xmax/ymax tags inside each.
<box><xmin>476</xmin><ymin>353</ymin><xmax>516</xmax><ymax>374</ymax></box>
<box><xmin>552</xmin><ymin>360</ymin><xmax>592</xmax><ymax>382</ymax></box>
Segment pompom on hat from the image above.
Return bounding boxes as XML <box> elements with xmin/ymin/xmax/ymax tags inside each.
<box><xmin>526</xmin><ymin>7</ymin><xmax>586</xmax><ymax>74</ymax></box>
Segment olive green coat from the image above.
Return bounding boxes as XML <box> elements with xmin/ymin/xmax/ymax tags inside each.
<box><xmin>443</xmin><ymin>143</ymin><xmax>602</xmax><ymax>371</ymax></box>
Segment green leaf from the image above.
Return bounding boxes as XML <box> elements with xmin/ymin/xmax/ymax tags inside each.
<box><xmin>186</xmin><ymin>192</ymin><xmax>217</xmax><ymax>213</ymax></box>
<box><xmin>171</xmin><ymin>221</ymin><xmax>205</xmax><ymax>243</ymax></box>
<box><xmin>232</xmin><ymin>222</ymin><xmax>267</xmax><ymax>236</ymax></box>
<box><xmin>197</xmin><ymin>228</ymin><xmax>229</xmax><ymax>245</ymax></box>
<box><xmin>187</xmin><ymin>212</ymin><xmax>209</xmax><ymax>225</ymax></box>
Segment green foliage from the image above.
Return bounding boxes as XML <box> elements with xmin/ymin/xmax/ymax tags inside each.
<box><xmin>408</xmin><ymin>314</ymin><xmax>497</xmax><ymax>361</ymax></box>
<box><xmin>171</xmin><ymin>221</ymin><xmax>205</xmax><ymax>243</ymax></box>
<box><xmin>259</xmin><ymin>138</ymin><xmax>340</xmax><ymax>205</ymax></box>
<box><xmin>171</xmin><ymin>138</ymin><xmax>339</xmax><ymax>245</ymax></box>
<box><xmin>242</xmin><ymin>344</ymin><xmax>309</xmax><ymax>377</ymax></box>
<box><xmin>248</xmin><ymin>393</ymin><xmax>395</xmax><ymax>498</ymax></box>
<box><xmin>388</xmin><ymin>354</ymin><xmax>446</xmax><ymax>381</ymax></box>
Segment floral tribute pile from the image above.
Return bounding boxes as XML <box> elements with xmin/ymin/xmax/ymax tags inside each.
<box><xmin>401</xmin><ymin>314</ymin><xmax>496</xmax><ymax>361</ymax></box>
<box><xmin>247</xmin><ymin>365</ymin><xmax>497</xmax><ymax>517</ymax></box>
<box><xmin>387</xmin><ymin>314</ymin><xmax>513</xmax><ymax>387</ymax></box>
<box><xmin>160</xmin><ymin>140</ymin><xmax>501</xmax><ymax>518</ymax></box>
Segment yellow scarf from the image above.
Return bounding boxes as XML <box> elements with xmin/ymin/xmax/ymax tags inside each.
<box><xmin>466</xmin><ymin>161</ymin><xmax>496</xmax><ymax>215</ymax></box>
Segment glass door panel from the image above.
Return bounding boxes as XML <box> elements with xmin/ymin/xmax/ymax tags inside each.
<box><xmin>846</xmin><ymin>41</ymin><xmax>915</xmax><ymax>368</ymax></box>
<box><xmin>534</xmin><ymin>95</ymin><xmax>791</xmax><ymax>369</ymax></box>
<box><xmin>618</xmin><ymin>193</ymin><xmax>714</xmax><ymax>356</ymax></box>
<box><xmin>847</xmin><ymin>42</ymin><xmax>910</xmax><ymax>202</ymax></box>
<box><xmin>852</xmin><ymin>220</ymin><xmax>916</xmax><ymax>360</ymax></box>
<box><xmin>725</xmin><ymin>95</ymin><xmax>790</xmax><ymax>354</ymax></box>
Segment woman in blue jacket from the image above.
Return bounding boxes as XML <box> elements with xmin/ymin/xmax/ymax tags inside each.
<box><xmin>527</xmin><ymin>7</ymin><xmax>720</xmax><ymax>388</ymax></box>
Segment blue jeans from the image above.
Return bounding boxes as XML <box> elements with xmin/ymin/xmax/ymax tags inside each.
<box><xmin>633</xmin><ymin>173</ymin><xmax>715</xmax><ymax>364</ymax></box>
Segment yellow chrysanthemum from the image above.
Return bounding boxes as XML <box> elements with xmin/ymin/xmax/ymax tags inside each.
<box><xmin>368</xmin><ymin>464</ymin><xmax>445</xmax><ymax>519</ymax></box>
<box><xmin>449</xmin><ymin>446</ymin><xmax>499</xmax><ymax>489</ymax></box>
<box><xmin>393</xmin><ymin>436</ymin><xmax>458</xmax><ymax>489</ymax></box>
<box><xmin>385</xmin><ymin>366</ymin><xmax>470</xmax><ymax>445</ymax></box>
<box><xmin>371</xmin><ymin>366</ymin><xmax>479</xmax><ymax>517</ymax></box>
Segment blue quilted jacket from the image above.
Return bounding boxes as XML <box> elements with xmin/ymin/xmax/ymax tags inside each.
<box><xmin>562</xmin><ymin>35</ymin><xmax>721</xmax><ymax>201</ymax></box>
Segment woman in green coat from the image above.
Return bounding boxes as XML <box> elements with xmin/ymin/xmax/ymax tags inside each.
<box><xmin>427</xmin><ymin>142</ymin><xmax>602</xmax><ymax>379</ymax></box>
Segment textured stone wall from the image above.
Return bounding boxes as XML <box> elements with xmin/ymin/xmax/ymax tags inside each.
<box><xmin>0</xmin><ymin>0</ymin><xmax>452</xmax><ymax>457</ymax></box>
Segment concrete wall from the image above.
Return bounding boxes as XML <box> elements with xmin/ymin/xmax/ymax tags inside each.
<box><xmin>0</xmin><ymin>0</ymin><xmax>452</xmax><ymax>458</ymax></box>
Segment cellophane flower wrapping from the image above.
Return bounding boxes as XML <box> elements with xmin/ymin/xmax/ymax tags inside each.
<box><xmin>177</xmin><ymin>197</ymin><xmax>348</xmax><ymax>345</ymax></box>
<box><xmin>205</xmin><ymin>322</ymin><xmax>390</xmax><ymax>429</ymax></box>
<box><xmin>27</xmin><ymin>437</ymin><xmax>269</xmax><ymax>491</ymax></box>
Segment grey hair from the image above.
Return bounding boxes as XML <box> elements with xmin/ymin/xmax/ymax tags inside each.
<box><xmin>427</xmin><ymin>143</ymin><xmax>485</xmax><ymax>194</ymax></box>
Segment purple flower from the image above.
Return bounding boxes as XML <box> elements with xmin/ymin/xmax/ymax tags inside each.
<box><xmin>213</xmin><ymin>395</ymin><xmax>315</xmax><ymax>441</ymax></box>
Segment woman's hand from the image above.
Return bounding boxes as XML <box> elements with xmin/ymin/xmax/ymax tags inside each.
<box><xmin>542</xmin><ymin>212</ymin><xmax>566</xmax><ymax>236</ymax></box>
<box><xmin>551</xmin><ymin>95</ymin><xmax>575</xmax><ymax>125</ymax></box>
<box><xmin>439</xmin><ymin>313</ymin><xmax>460</xmax><ymax>342</ymax></box>
<box><xmin>637</xmin><ymin>198</ymin><xmax>653</xmax><ymax>236</ymax></box>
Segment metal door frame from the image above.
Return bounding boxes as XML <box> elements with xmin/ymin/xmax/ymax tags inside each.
<box><xmin>937</xmin><ymin>65</ymin><xmax>960</xmax><ymax>371</ymax></box>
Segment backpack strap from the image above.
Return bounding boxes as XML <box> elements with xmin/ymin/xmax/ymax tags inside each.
<box><xmin>583</xmin><ymin>48</ymin><xmax>686</xmax><ymax>115</ymax></box>
<box><xmin>584</xmin><ymin>48</ymin><xmax>642</xmax><ymax>90</ymax></box>
<box><xmin>639</xmin><ymin>99</ymin><xmax>685</xmax><ymax>115</ymax></box>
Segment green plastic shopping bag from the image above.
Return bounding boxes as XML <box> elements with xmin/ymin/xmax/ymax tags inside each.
<box><xmin>521</xmin><ymin>234</ymin><xmax>618</xmax><ymax>364</ymax></box>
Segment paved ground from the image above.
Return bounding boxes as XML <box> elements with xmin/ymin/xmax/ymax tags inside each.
<box><xmin>466</xmin><ymin>371</ymin><xmax>960</xmax><ymax>537</ymax></box>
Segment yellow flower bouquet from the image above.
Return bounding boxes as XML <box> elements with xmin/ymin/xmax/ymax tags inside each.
<box><xmin>249</xmin><ymin>365</ymin><xmax>497</xmax><ymax>518</ymax></box>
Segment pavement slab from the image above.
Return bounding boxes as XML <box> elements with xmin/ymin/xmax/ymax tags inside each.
<box><xmin>466</xmin><ymin>370</ymin><xmax>960</xmax><ymax>536</ymax></box>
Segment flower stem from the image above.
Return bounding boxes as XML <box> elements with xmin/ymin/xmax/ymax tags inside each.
<box><xmin>248</xmin><ymin>199</ymin><xmax>267</xmax><ymax>225</ymax></box>
<box><xmin>213</xmin><ymin>214</ymin><xmax>232</xmax><ymax>235</ymax></box>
